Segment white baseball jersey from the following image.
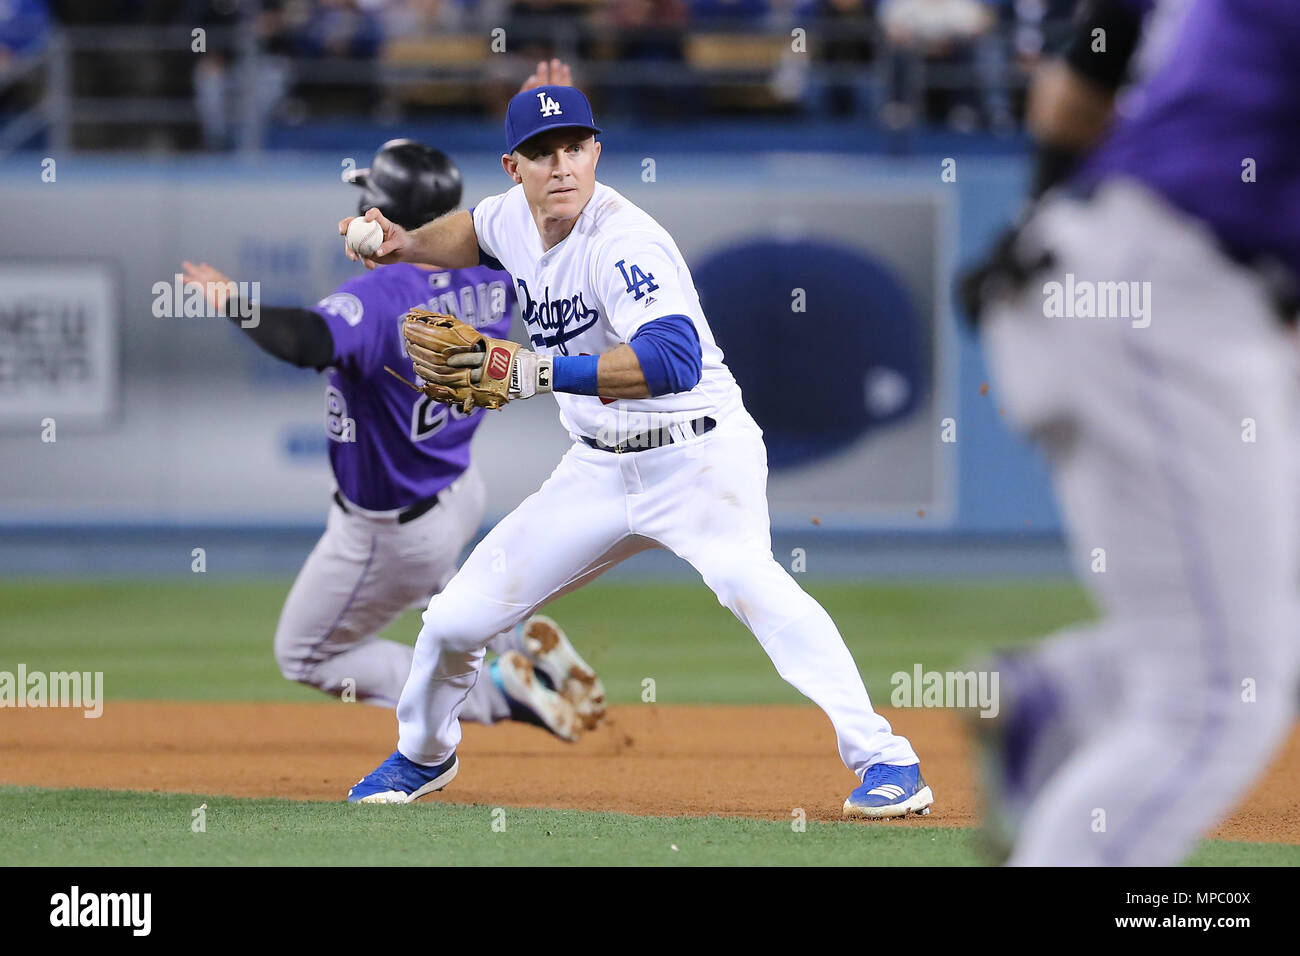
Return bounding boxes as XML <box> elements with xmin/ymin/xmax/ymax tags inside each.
<box><xmin>472</xmin><ymin>182</ymin><xmax>743</xmax><ymax>441</ymax></box>
<box><xmin>390</xmin><ymin>177</ymin><xmax>921</xmax><ymax>792</ymax></box>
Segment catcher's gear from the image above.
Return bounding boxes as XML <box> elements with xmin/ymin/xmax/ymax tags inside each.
<box><xmin>394</xmin><ymin>310</ymin><xmax>552</xmax><ymax>413</ymax></box>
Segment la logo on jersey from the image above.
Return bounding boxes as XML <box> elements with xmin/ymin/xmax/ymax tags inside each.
<box><xmin>537</xmin><ymin>91</ymin><xmax>563</xmax><ymax>117</ymax></box>
<box><xmin>616</xmin><ymin>259</ymin><xmax>659</xmax><ymax>304</ymax></box>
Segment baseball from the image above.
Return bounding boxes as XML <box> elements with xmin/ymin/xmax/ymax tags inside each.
<box><xmin>346</xmin><ymin>217</ymin><xmax>384</xmax><ymax>258</ymax></box>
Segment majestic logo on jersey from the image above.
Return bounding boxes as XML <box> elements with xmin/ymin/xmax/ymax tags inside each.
<box><xmin>487</xmin><ymin>346</ymin><xmax>512</xmax><ymax>380</ymax></box>
<box><xmin>516</xmin><ymin>278</ymin><xmax>600</xmax><ymax>354</ymax></box>
<box><xmin>317</xmin><ymin>292</ymin><xmax>364</xmax><ymax>327</ymax></box>
<box><xmin>536</xmin><ymin>91</ymin><xmax>563</xmax><ymax>117</ymax></box>
<box><xmin>615</xmin><ymin>260</ymin><xmax>659</xmax><ymax>302</ymax></box>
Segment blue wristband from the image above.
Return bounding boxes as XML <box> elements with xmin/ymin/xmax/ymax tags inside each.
<box><xmin>552</xmin><ymin>354</ymin><xmax>601</xmax><ymax>395</ymax></box>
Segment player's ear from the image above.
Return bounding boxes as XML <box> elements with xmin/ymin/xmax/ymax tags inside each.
<box><xmin>592</xmin><ymin>139</ymin><xmax>601</xmax><ymax>168</ymax></box>
<box><xmin>501</xmin><ymin>153</ymin><xmax>523</xmax><ymax>184</ymax></box>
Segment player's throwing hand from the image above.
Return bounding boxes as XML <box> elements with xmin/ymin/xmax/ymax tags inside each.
<box><xmin>338</xmin><ymin>206</ymin><xmax>410</xmax><ymax>269</ymax></box>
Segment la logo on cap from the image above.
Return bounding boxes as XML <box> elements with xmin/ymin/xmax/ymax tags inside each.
<box><xmin>536</xmin><ymin>91</ymin><xmax>563</xmax><ymax>117</ymax></box>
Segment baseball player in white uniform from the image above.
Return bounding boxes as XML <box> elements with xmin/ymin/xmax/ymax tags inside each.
<box><xmin>338</xmin><ymin>84</ymin><xmax>933</xmax><ymax>815</ymax></box>
<box><xmin>966</xmin><ymin>0</ymin><xmax>1300</xmax><ymax>865</ymax></box>
<box><xmin>184</xmin><ymin>130</ymin><xmax>605</xmax><ymax>744</ymax></box>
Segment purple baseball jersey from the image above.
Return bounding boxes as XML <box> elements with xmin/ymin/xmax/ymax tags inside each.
<box><xmin>313</xmin><ymin>263</ymin><xmax>515</xmax><ymax>511</ymax></box>
<box><xmin>1075</xmin><ymin>0</ymin><xmax>1300</xmax><ymax>282</ymax></box>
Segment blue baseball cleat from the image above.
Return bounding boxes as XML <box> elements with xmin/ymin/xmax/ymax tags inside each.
<box><xmin>347</xmin><ymin>750</ymin><xmax>459</xmax><ymax>804</ymax></box>
<box><xmin>843</xmin><ymin>762</ymin><xmax>934</xmax><ymax>819</ymax></box>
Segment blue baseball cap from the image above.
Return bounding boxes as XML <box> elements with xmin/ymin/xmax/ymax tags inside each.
<box><xmin>505</xmin><ymin>85</ymin><xmax>602</xmax><ymax>154</ymax></box>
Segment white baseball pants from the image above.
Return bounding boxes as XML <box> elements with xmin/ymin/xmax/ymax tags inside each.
<box><xmin>274</xmin><ymin>467</ymin><xmax>512</xmax><ymax>724</ymax></box>
<box><xmin>983</xmin><ymin>179</ymin><xmax>1300</xmax><ymax>865</ymax></box>
<box><xmin>396</xmin><ymin>406</ymin><xmax>919</xmax><ymax>775</ymax></box>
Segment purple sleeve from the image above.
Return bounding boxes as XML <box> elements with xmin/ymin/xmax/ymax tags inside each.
<box><xmin>311</xmin><ymin>275</ymin><xmax>396</xmax><ymax>378</ymax></box>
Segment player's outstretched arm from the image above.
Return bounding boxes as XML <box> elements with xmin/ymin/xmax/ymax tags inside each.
<box><xmin>181</xmin><ymin>260</ymin><xmax>334</xmax><ymax>369</ymax></box>
<box><xmin>338</xmin><ymin>208</ymin><xmax>480</xmax><ymax>271</ymax></box>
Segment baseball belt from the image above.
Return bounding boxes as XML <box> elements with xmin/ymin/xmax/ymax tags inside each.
<box><xmin>579</xmin><ymin>416</ymin><xmax>716</xmax><ymax>454</ymax></box>
<box><xmin>332</xmin><ymin>489</ymin><xmax>442</xmax><ymax>525</ymax></box>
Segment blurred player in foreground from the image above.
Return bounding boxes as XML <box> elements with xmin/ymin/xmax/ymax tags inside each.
<box><xmin>337</xmin><ymin>83</ymin><xmax>933</xmax><ymax>815</ymax></box>
<box><xmin>963</xmin><ymin>0</ymin><xmax>1299</xmax><ymax>865</ymax></box>
<box><xmin>181</xmin><ymin>64</ymin><xmax>606</xmax><ymax>741</ymax></box>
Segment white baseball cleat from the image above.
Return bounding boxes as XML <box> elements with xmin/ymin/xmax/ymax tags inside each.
<box><xmin>520</xmin><ymin>615</ymin><xmax>607</xmax><ymax>731</ymax></box>
<box><xmin>491</xmin><ymin>650</ymin><xmax>580</xmax><ymax>742</ymax></box>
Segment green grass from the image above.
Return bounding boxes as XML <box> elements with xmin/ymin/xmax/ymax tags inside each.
<box><xmin>0</xmin><ymin>578</ymin><xmax>1094</xmax><ymax>704</ymax></box>
<box><xmin>3</xmin><ymin>579</ymin><xmax>1288</xmax><ymax>866</ymax></box>
<box><xmin>2</xmin><ymin>787</ymin><xmax>1291</xmax><ymax>867</ymax></box>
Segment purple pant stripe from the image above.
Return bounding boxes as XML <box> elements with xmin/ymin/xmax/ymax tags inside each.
<box><xmin>297</xmin><ymin>533</ymin><xmax>379</xmax><ymax>683</ymax></box>
<box><xmin>1102</xmin><ymin>335</ymin><xmax>1232</xmax><ymax>865</ymax></box>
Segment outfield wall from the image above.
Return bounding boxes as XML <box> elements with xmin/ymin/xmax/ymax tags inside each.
<box><xmin>0</xmin><ymin>150</ymin><xmax>1056</xmax><ymax>535</ymax></box>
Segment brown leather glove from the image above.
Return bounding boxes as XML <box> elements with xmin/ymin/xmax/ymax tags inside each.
<box><xmin>396</xmin><ymin>309</ymin><xmax>551</xmax><ymax>413</ymax></box>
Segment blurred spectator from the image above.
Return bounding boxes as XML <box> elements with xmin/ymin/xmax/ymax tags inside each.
<box><xmin>293</xmin><ymin>0</ymin><xmax>382</xmax><ymax>59</ymax></box>
<box><xmin>0</xmin><ymin>0</ymin><xmax>50</xmax><ymax>72</ymax></box>
<box><xmin>379</xmin><ymin>0</ymin><xmax>476</xmax><ymax>34</ymax></box>
<box><xmin>794</xmin><ymin>0</ymin><xmax>876</xmax><ymax>117</ymax></box>
<box><xmin>287</xmin><ymin>0</ymin><xmax>385</xmax><ymax>120</ymax></box>
<box><xmin>31</xmin><ymin>0</ymin><xmax>1080</xmax><ymax>150</ymax></box>
<box><xmin>878</xmin><ymin>0</ymin><xmax>993</xmax><ymax>129</ymax></box>
<box><xmin>191</xmin><ymin>0</ymin><xmax>294</xmax><ymax>151</ymax></box>
<box><xmin>1002</xmin><ymin>0</ymin><xmax>1077</xmax><ymax>124</ymax></box>
<box><xmin>509</xmin><ymin>0</ymin><xmax>598</xmax><ymax>17</ymax></box>
<box><xmin>0</xmin><ymin>0</ymin><xmax>49</xmax><ymax>123</ymax></box>
<box><xmin>973</xmin><ymin>0</ymin><xmax>1014</xmax><ymax>131</ymax></box>
<box><xmin>691</xmin><ymin>0</ymin><xmax>771</xmax><ymax>20</ymax></box>
<box><xmin>1011</xmin><ymin>0</ymin><xmax>1079</xmax><ymax>63</ymax></box>
<box><xmin>592</xmin><ymin>0</ymin><xmax>688</xmax><ymax>117</ymax></box>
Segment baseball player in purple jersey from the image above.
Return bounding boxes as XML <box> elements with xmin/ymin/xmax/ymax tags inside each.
<box><xmin>965</xmin><ymin>0</ymin><xmax>1299</xmax><ymax>865</ymax></box>
<box><xmin>181</xmin><ymin>136</ymin><xmax>606</xmax><ymax>743</ymax></box>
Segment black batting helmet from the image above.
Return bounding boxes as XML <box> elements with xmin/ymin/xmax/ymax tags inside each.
<box><xmin>344</xmin><ymin>139</ymin><xmax>463</xmax><ymax>230</ymax></box>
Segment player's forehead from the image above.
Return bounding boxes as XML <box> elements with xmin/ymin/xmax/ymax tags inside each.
<box><xmin>516</xmin><ymin>128</ymin><xmax>594</xmax><ymax>157</ymax></box>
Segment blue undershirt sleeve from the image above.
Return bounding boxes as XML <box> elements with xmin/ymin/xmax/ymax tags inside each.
<box><xmin>627</xmin><ymin>314</ymin><xmax>702</xmax><ymax>396</ymax></box>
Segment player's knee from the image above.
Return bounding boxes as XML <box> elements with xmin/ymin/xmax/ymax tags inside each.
<box><xmin>419</xmin><ymin>593</ymin><xmax>503</xmax><ymax>653</ymax></box>
<box><xmin>700</xmin><ymin>557</ymin><xmax>775</xmax><ymax>617</ymax></box>
<box><xmin>273</xmin><ymin>629</ymin><xmax>319</xmax><ymax>686</ymax></box>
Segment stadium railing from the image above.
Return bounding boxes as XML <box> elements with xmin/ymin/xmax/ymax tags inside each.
<box><xmin>0</xmin><ymin>16</ymin><xmax>1071</xmax><ymax>157</ymax></box>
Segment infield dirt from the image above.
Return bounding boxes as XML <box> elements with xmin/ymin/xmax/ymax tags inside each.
<box><xmin>3</xmin><ymin>702</ymin><xmax>1297</xmax><ymax>843</ymax></box>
